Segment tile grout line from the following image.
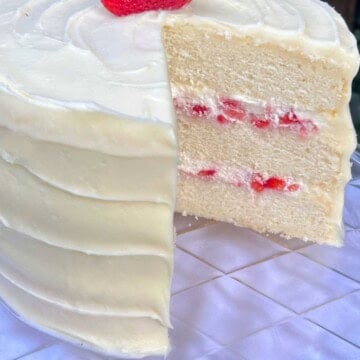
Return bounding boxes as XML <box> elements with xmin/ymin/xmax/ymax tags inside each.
<box><xmin>301</xmin><ymin>288</ymin><xmax>360</xmax><ymax>314</ymax></box>
<box><xmin>297</xmin><ymin>251</ymin><xmax>360</xmax><ymax>284</ymax></box>
<box><xmin>230</xmin><ymin>276</ymin><xmax>299</xmax><ymax>314</ymax></box>
<box><xmin>176</xmin><ymin>242</ymin><xmax>290</xmax><ymax>275</ymax></box>
<box><xmin>172</xmin><ymin>274</ymin><xmax>224</xmax><ymax>296</ymax></box>
<box><xmin>304</xmin><ymin>316</ymin><xmax>360</xmax><ymax>349</ymax></box>
<box><xmin>15</xmin><ymin>341</ymin><xmax>57</xmax><ymax>360</ymax></box>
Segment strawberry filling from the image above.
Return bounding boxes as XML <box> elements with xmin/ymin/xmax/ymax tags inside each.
<box><xmin>182</xmin><ymin>168</ymin><xmax>301</xmax><ymax>194</ymax></box>
<box><xmin>174</xmin><ymin>95</ymin><xmax>318</xmax><ymax>137</ymax></box>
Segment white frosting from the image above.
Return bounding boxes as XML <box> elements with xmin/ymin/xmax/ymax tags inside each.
<box><xmin>0</xmin><ymin>0</ymin><xmax>358</xmax><ymax>357</ymax></box>
<box><xmin>0</xmin><ymin>126</ymin><xmax>176</xmax><ymax>203</ymax></box>
<box><xmin>0</xmin><ymin>222</ymin><xmax>171</xmax><ymax>324</ymax></box>
<box><xmin>0</xmin><ymin>273</ymin><xmax>169</xmax><ymax>358</ymax></box>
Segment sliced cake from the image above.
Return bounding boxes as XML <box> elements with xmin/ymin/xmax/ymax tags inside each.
<box><xmin>163</xmin><ymin>0</ymin><xmax>359</xmax><ymax>246</ymax></box>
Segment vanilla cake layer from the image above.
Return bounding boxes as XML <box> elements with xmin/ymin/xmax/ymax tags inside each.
<box><xmin>163</xmin><ymin>22</ymin><xmax>357</xmax><ymax>113</ymax></box>
<box><xmin>177</xmin><ymin>110</ymin><xmax>353</xmax><ymax>190</ymax></box>
<box><xmin>178</xmin><ymin>173</ymin><xmax>342</xmax><ymax>245</ymax></box>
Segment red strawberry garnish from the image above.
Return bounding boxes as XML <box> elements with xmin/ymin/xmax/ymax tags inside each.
<box><xmin>102</xmin><ymin>0</ymin><xmax>191</xmax><ymax>17</ymax></box>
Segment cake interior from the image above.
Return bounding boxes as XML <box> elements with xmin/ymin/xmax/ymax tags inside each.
<box><xmin>163</xmin><ymin>22</ymin><xmax>357</xmax><ymax>245</ymax></box>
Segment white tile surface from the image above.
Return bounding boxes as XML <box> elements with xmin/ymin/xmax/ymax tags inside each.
<box><xmin>306</xmin><ymin>291</ymin><xmax>360</xmax><ymax>347</ymax></box>
<box><xmin>230</xmin><ymin>317</ymin><xmax>360</xmax><ymax>360</ymax></box>
<box><xmin>300</xmin><ymin>243</ymin><xmax>360</xmax><ymax>282</ymax></box>
<box><xmin>172</xmin><ymin>248</ymin><xmax>222</xmax><ymax>294</ymax></box>
<box><xmin>171</xmin><ymin>276</ymin><xmax>292</xmax><ymax>345</ymax></box>
<box><xmin>19</xmin><ymin>343</ymin><xmax>104</xmax><ymax>360</ymax></box>
<box><xmin>197</xmin><ymin>347</ymin><xmax>245</xmax><ymax>360</ymax></box>
<box><xmin>177</xmin><ymin>223</ymin><xmax>287</xmax><ymax>273</ymax></box>
<box><xmin>0</xmin><ymin>302</ymin><xmax>53</xmax><ymax>360</ymax></box>
<box><xmin>231</xmin><ymin>253</ymin><xmax>359</xmax><ymax>313</ymax></box>
<box><xmin>147</xmin><ymin>317</ymin><xmax>220</xmax><ymax>360</ymax></box>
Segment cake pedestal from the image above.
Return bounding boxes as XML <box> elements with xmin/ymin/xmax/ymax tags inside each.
<box><xmin>1</xmin><ymin>153</ymin><xmax>360</xmax><ymax>360</ymax></box>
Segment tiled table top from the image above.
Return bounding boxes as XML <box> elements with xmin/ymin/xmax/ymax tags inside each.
<box><xmin>1</xmin><ymin>155</ymin><xmax>360</xmax><ymax>360</ymax></box>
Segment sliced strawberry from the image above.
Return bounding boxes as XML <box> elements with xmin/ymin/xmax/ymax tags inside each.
<box><xmin>264</xmin><ymin>177</ymin><xmax>286</xmax><ymax>191</ymax></box>
<box><xmin>191</xmin><ymin>104</ymin><xmax>209</xmax><ymax>117</ymax></box>
<box><xmin>198</xmin><ymin>169</ymin><xmax>216</xmax><ymax>177</ymax></box>
<box><xmin>223</xmin><ymin>108</ymin><xmax>246</xmax><ymax>122</ymax></box>
<box><xmin>219</xmin><ymin>98</ymin><xmax>240</xmax><ymax>109</ymax></box>
<box><xmin>250</xmin><ymin>115</ymin><xmax>271</xmax><ymax>129</ymax></box>
<box><xmin>251</xmin><ymin>173</ymin><xmax>265</xmax><ymax>193</ymax></box>
<box><xmin>288</xmin><ymin>184</ymin><xmax>300</xmax><ymax>192</ymax></box>
<box><xmin>216</xmin><ymin>114</ymin><xmax>230</xmax><ymax>125</ymax></box>
<box><xmin>279</xmin><ymin>111</ymin><xmax>300</xmax><ymax>125</ymax></box>
<box><xmin>102</xmin><ymin>0</ymin><xmax>191</xmax><ymax>17</ymax></box>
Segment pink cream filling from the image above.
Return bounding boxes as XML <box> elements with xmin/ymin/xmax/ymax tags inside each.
<box><xmin>174</xmin><ymin>95</ymin><xmax>318</xmax><ymax>137</ymax></box>
<box><xmin>180</xmin><ymin>167</ymin><xmax>301</xmax><ymax>194</ymax></box>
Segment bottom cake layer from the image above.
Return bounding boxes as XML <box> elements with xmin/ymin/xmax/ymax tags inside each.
<box><xmin>0</xmin><ymin>273</ymin><xmax>168</xmax><ymax>358</ymax></box>
<box><xmin>177</xmin><ymin>172</ymin><xmax>343</xmax><ymax>246</ymax></box>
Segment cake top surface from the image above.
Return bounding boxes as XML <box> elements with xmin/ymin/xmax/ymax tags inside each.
<box><xmin>0</xmin><ymin>0</ymin><xmax>358</xmax><ymax>123</ymax></box>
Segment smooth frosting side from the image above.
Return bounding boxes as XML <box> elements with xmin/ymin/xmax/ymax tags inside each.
<box><xmin>0</xmin><ymin>273</ymin><xmax>169</xmax><ymax>358</ymax></box>
<box><xmin>0</xmin><ymin>127</ymin><xmax>176</xmax><ymax>203</ymax></box>
<box><xmin>0</xmin><ymin>157</ymin><xmax>173</xmax><ymax>256</ymax></box>
<box><xmin>0</xmin><ymin>222</ymin><xmax>171</xmax><ymax>324</ymax></box>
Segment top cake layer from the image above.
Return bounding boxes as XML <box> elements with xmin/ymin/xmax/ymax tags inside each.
<box><xmin>0</xmin><ymin>0</ymin><xmax>358</xmax><ymax>151</ymax></box>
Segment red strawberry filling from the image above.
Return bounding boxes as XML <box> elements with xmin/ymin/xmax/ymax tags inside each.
<box><xmin>102</xmin><ymin>0</ymin><xmax>191</xmax><ymax>17</ymax></box>
<box><xmin>182</xmin><ymin>168</ymin><xmax>301</xmax><ymax>194</ymax></box>
<box><xmin>174</xmin><ymin>95</ymin><xmax>318</xmax><ymax>137</ymax></box>
<box><xmin>198</xmin><ymin>169</ymin><xmax>216</xmax><ymax>177</ymax></box>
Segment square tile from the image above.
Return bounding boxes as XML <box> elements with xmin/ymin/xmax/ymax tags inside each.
<box><xmin>306</xmin><ymin>291</ymin><xmax>360</xmax><ymax>347</ymax></box>
<box><xmin>0</xmin><ymin>300</ymin><xmax>25</xmax><ymax>330</ymax></box>
<box><xmin>19</xmin><ymin>343</ymin><xmax>104</xmax><ymax>360</ymax></box>
<box><xmin>299</xmin><ymin>243</ymin><xmax>360</xmax><ymax>282</ymax></box>
<box><xmin>197</xmin><ymin>347</ymin><xmax>245</xmax><ymax>360</ymax></box>
<box><xmin>231</xmin><ymin>317</ymin><xmax>360</xmax><ymax>360</ymax></box>
<box><xmin>147</xmin><ymin>317</ymin><xmax>220</xmax><ymax>360</ymax></box>
<box><xmin>0</xmin><ymin>325</ymin><xmax>52</xmax><ymax>360</ymax></box>
<box><xmin>343</xmin><ymin>181</ymin><xmax>360</xmax><ymax>231</ymax></box>
<box><xmin>232</xmin><ymin>253</ymin><xmax>358</xmax><ymax>313</ymax></box>
<box><xmin>177</xmin><ymin>223</ymin><xmax>287</xmax><ymax>273</ymax></box>
<box><xmin>0</xmin><ymin>302</ymin><xmax>53</xmax><ymax>360</ymax></box>
<box><xmin>174</xmin><ymin>213</ymin><xmax>212</xmax><ymax>235</ymax></box>
<box><xmin>172</xmin><ymin>248</ymin><xmax>222</xmax><ymax>294</ymax></box>
<box><xmin>171</xmin><ymin>276</ymin><xmax>292</xmax><ymax>345</ymax></box>
<box><xmin>345</xmin><ymin>230</ymin><xmax>360</xmax><ymax>251</ymax></box>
